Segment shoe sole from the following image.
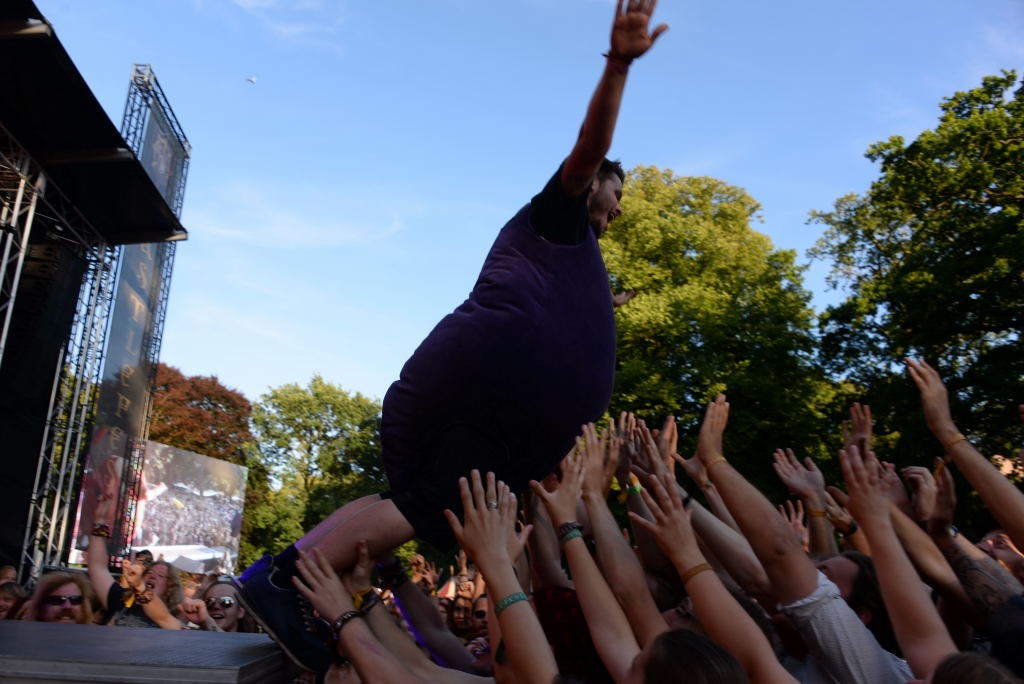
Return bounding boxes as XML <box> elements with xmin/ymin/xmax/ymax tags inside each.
<box><xmin>230</xmin><ymin>575</ymin><xmax>317</xmax><ymax>673</ymax></box>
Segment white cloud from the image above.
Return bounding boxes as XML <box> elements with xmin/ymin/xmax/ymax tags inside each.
<box><xmin>228</xmin><ymin>0</ymin><xmax>347</xmax><ymax>44</ymax></box>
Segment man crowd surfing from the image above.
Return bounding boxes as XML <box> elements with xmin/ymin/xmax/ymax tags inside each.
<box><xmin>6</xmin><ymin>2</ymin><xmax>1024</xmax><ymax>683</ymax></box>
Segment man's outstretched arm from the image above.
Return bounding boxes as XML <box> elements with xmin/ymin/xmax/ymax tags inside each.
<box><xmin>561</xmin><ymin>0</ymin><xmax>667</xmax><ymax>196</ymax></box>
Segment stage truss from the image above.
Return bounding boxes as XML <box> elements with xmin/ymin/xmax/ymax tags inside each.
<box><xmin>108</xmin><ymin>64</ymin><xmax>188</xmax><ymax>557</ymax></box>
<box><xmin>17</xmin><ymin>63</ymin><xmax>189</xmax><ymax>578</ymax></box>
<box><xmin>3</xmin><ymin>119</ymin><xmax>120</xmax><ymax>578</ymax></box>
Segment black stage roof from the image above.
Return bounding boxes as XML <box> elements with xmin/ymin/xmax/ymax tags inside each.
<box><xmin>0</xmin><ymin>1</ymin><xmax>187</xmax><ymax>244</ymax></box>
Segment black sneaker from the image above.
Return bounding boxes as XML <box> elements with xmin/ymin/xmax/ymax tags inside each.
<box><xmin>233</xmin><ymin>549</ymin><xmax>331</xmax><ymax>673</ymax></box>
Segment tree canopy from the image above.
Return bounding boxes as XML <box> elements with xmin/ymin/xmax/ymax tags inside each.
<box><xmin>604</xmin><ymin>167</ymin><xmax>835</xmax><ymax>488</ymax></box>
<box><xmin>809</xmin><ymin>70</ymin><xmax>1024</xmax><ymax>468</ymax></box>
<box><xmin>250</xmin><ymin>375</ymin><xmax>385</xmax><ymax>530</ymax></box>
<box><xmin>148</xmin><ymin>363</ymin><xmax>253</xmax><ymax>463</ymax></box>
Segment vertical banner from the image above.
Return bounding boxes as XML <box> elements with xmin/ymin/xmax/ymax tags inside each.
<box><xmin>69</xmin><ymin>70</ymin><xmax>188</xmax><ymax>564</ymax></box>
<box><xmin>71</xmin><ymin>243</ymin><xmax>162</xmax><ymax>558</ymax></box>
<box><xmin>140</xmin><ymin>106</ymin><xmax>186</xmax><ymax>208</ymax></box>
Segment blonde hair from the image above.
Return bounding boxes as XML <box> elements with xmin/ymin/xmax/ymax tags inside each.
<box><xmin>147</xmin><ymin>561</ymin><xmax>184</xmax><ymax>615</ymax></box>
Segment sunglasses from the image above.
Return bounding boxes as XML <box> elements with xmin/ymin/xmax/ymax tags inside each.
<box><xmin>474</xmin><ymin>610</ymin><xmax>487</xmax><ymax>619</ymax></box>
<box><xmin>44</xmin><ymin>594</ymin><xmax>84</xmax><ymax>606</ymax></box>
<box><xmin>205</xmin><ymin>596</ymin><xmax>236</xmax><ymax>609</ymax></box>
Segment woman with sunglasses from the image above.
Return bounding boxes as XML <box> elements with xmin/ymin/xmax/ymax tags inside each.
<box><xmin>23</xmin><ymin>571</ymin><xmax>96</xmax><ymax>625</ymax></box>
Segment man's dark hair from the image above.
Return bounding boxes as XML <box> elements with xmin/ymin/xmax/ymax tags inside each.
<box><xmin>645</xmin><ymin>629</ymin><xmax>748</xmax><ymax>683</ymax></box>
<box><xmin>842</xmin><ymin>551</ymin><xmax>899</xmax><ymax>656</ymax></box>
<box><xmin>598</xmin><ymin>158</ymin><xmax>625</xmax><ymax>184</ymax></box>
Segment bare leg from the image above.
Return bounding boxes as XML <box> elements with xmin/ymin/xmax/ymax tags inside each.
<box><xmin>296</xmin><ymin>495</ymin><xmax>416</xmax><ymax>571</ymax></box>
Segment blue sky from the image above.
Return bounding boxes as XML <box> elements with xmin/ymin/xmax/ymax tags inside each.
<box><xmin>37</xmin><ymin>0</ymin><xmax>1023</xmax><ymax>403</ymax></box>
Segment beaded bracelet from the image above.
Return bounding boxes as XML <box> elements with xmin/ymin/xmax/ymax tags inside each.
<box><xmin>494</xmin><ymin>591</ymin><xmax>528</xmax><ymax>616</ymax></box>
<box><xmin>330</xmin><ymin>610</ymin><xmax>363</xmax><ymax>641</ymax></box>
<box><xmin>91</xmin><ymin>522</ymin><xmax>111</xmax><ymax>538</ymax></box>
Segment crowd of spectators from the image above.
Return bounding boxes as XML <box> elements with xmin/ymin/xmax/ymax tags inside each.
<box><xmin>138</xmin><ymin>485</ymin><xmax>242</xmax><ymax>549</ymax></box>
<box><xmin>4</xmin><ymin>360</ymin><xmax>1024</xmax><ymax>684</ymax></box>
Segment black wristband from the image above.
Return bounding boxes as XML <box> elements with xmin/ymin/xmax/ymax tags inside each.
<box><xmin>557</xmin><ymin>521</ymin><xmax>583</xmax><ymax>540</ymax></box>
<box><xmin>330</xmin><ymin>610</ymin><xmax>363</xmax><ymax>641</ymax></box>
<box><xmin>359</xmin><ymin>590</ymin><xmax>382</xmax><ymax>614</ymax></box>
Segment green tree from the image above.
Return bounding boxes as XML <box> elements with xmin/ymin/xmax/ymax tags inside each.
<box><xmin>251</xmin><ymin>375</ymin><xmax>385</xmax><ymax>531</ymax></box>
<box><xmin>809</xmin><ymin>70</ymin><xmax>1024</xmax><ymax>477</ymax></box>
<box><xmin>605</xmin><ymin>166</ymin><xmax>835</xmax><ymax>491</ymax></box>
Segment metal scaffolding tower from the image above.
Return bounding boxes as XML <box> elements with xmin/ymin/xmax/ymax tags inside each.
<box><xmin>6</xmin><ymin>120</ymin><xmax>119</xmax><ymax>577</ymax></box>
<box><xmin>0</xmin><ymin>124</ymin><xmax>44</xmax><ymax>369</ymax></box>
<box><xmin>104</xmin><ymin>64</ymin><xmax>189</xmax><ymax>557</ymax></box>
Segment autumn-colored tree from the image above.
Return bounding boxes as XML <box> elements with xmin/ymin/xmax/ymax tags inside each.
<box><xmin>148</xmin><ymin>363</ymin><xmax>254</xmax><ymax>462</ymax></box>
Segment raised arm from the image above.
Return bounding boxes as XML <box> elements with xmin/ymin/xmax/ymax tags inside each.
<box><xmin>694</xmin><ymin>395</ymin><xmax>819</xmax><ymax>604</ymax></box>
<box><xmin>823</xmin><ymin>487</ymin><xmax>871</xmax><ymax>555</ymax></box>
<box><xmin>86</xmin><ymin>494</ymin><xmax>117</xmax><ymax>608</ymax></box>
<box><xmin>926</xmin><ymin>462</ymin><xmax>1024</xmax><ymax>621</ymax></box>
<box><xmin>907</xmin><ymin>358</ymin><xmax>1024</xmax><ymax>550</ymax></box>
<box><xmin>841</xmin><ymin>445</ymin><xmax>956</xmax><ymax>680</ymax></box>
<box><xmin>295</xmin><ymin>548</ymin><xmax>422</xmax><ymax>684</ymax></box>
<box><xmin>446</xmin><ymin>471</ymin><xmax>556</xmax><ymax>684</ymax></box>
<box><xmin>773</xmin><ymin>448</ymin><xmax>839</xmax><ymax>557</ymax></box>
<box><xmin>524</xmin><ymin>486</ymin><xmax>573</xmax><ymax>590</ymax></box>
<box><xmin>579</xmin><ymin>423</ymin><xmax>667</xmax><ymax>647</ymax></box>
<box><xmin>561</xmin><ymin>0</ymin><xmax>667</xmax><ymax>196</ymax></box>
<box><xmin>532</xmin><ymin>452</ymin><xmax>641</xmax><ymax>683</ymax></box>
<box><xmin>632</xmin><ymin>469</ymin><xmax>797</xmax><ymax>684</ymax></box>
<box><xmin>383</xmin><ymin>553</ymin><xmax>479</xmax><ymax>673</ymax></box>
<box><xmin>354</xmin><ymin>545</ymin><xmax>488</xmax><ymax>683</ymax></box>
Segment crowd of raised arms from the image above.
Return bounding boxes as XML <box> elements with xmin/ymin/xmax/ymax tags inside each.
<box><xmin>3</xmin><ymin>359</ymin><xmax>1023</xmax><ymax>684</ymax></box>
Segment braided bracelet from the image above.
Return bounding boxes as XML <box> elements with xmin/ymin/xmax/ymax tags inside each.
<box><xmin>494</xmin><ymin>591</ymin><xmax>528</xmax><ymax>616</ymax></box>
<box><xmin>557</xmin><ymin>521</ymin><xmax>583</xmax><ymax>541</ymax></box>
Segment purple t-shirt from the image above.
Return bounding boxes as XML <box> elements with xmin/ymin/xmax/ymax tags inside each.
<box><xmin>381</xmin><ymin>199</ymin><xmax>615</xmax><ymax>519</ymax></box>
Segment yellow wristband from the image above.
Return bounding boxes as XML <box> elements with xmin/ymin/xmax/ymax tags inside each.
<box><xmin>942</xmin><ymin>433</ymin><xmax>967</xmax><ymax>452</ymax></box>
<box><xmin>352</xmin><ymin>588</ymin><xmax>373</xmax><ymax>611</ymax></box>
<box><xmin>680</xmin><ymin>562</ymin><xmax>712</xmax><ymax>586</ymax></box>
<box><xmin>704</xmin><ymin>455</ymin><xmax>727</xmax><ymax>471</ymax></box>
<box><xmin>807</xmin><ymin>509</ymin><xmax>827</xmax><ymax>518</ymax></box>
